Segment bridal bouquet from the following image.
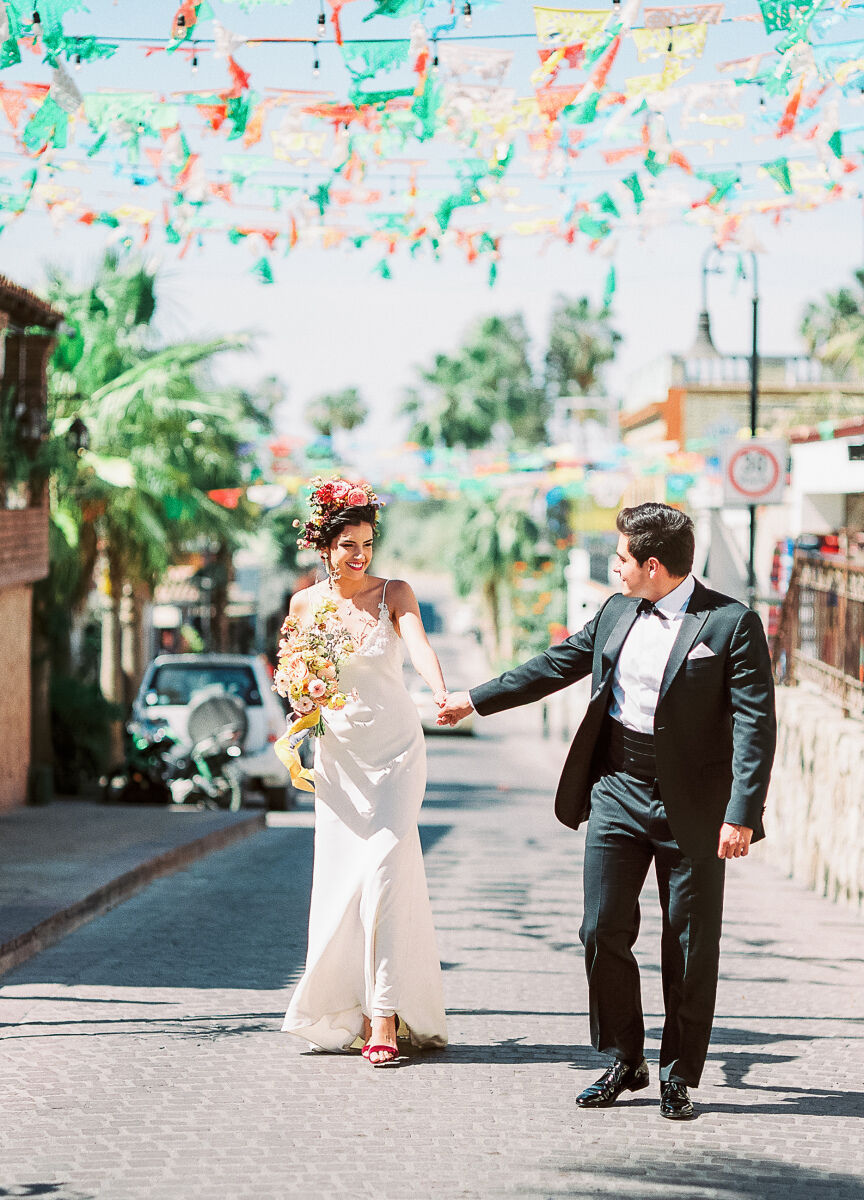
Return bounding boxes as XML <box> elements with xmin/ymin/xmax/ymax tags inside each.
<box><xmin>273</xmin><ymin>599</ymin><xmax>356</xmax><ymax>737</ymax></box>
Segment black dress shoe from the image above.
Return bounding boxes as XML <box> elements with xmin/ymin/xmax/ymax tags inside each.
<box><xmin>576</xmin><ymin>1058</ymin><xmax>650</xmax><ymax>1108</ymax></box>
<box><xmin>660</xmin><ymin>1081</ymin><xmax>695</xmax><ymax>1120</ymax></box>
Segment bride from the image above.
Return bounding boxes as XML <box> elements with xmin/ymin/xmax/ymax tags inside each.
<box><xmin>280</xmin><ymin>479</ymin><xmax>449</xmax><ymax>1066</ymax></box>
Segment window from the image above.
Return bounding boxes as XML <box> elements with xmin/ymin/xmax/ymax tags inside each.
<box><xmin>145</xmin><ymin>664</ymin><xmax>262</xmax><ymax>707</ymax></box>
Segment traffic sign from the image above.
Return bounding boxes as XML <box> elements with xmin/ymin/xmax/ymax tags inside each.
<box><xmin>722</xmin><ymin>438</ymin><xmax>787</xmax><ymax>507</ymax></box>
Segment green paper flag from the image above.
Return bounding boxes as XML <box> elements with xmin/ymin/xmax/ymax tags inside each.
<box><xmin>602</xmin><ymin>264</ymin><xmax>616</xmax><ymax>309</ymax></box>
<box><xmin>22</xmin><ymin>94</ymin><xmax>67</xmax><ymax>151</ymax></box>
<box><xmin>412</xmin><ymin>73</ymin><xmax>443</xmax><ymax>141</ymax></box>
<box><xmin>622</xmin><ymin>172</ymin><xmax>644</xmax><ymax>209</ymax></box>
<box><xmin>579</xmin><ymin>215</ymin><xmax>610</xmax><ymax>239</ymax></box>
<box><xmin>597</xmin><ymin>192</ymin><xmax>620</xmax><ymax>217</ymax></box>
<box><xmin>562</xmin><ymin>92</ymin><xmax>599</xmax><ymax>126</ymax></box>
<box><xmin>364</xmin><ymin>0</ymin><xmax>427</xmax><ymax>19</ymax></box>
<box><xmin>695</xmin><ymin>169</ymin><xmax>740</xmax><ymax>203</ymax></box>
<box><xmin>309</xmin><ymin>182</ymin><xmax>331</xmax><ymax>218</ymax></box>
<box><xmin>374</xmin><ymin>257</ymin><xmax>393</xmax><ymax>280</ymax></box>
<box><xmin>757</xmin><ymin>0</ymin><xmax>812</xmax><ymax>34</ymax></box>
<box><xmin>341</xmin><ymin>39</ymin><xmax>410</xmax><ymax>81</ymax></box>
<box><xmin>252</xmin><ymin>256</ymin><xmax>274</xmax><ymax>284</ymax></box>
<box><xmin>827</xmin><ymin>130</ymin><xmax>843</xmax><ymax>159</ymax></box>
<box><xmin>762</xmin><ymin>157</ymin><xmax>793</xmax><ymax>193</ymax></box>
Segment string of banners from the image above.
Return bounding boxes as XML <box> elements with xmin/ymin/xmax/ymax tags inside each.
<box><xmin>1</xmin><ymin>0</ymin><xmax>863</xmax><ymax>282</ymax></box>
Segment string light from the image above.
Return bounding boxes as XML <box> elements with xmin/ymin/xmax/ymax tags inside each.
<box><xmin>317</xmin><ymin>2</ymin><xmax>326</xmax><ymax>35</ymax></box>
<box><xmin>176</xmin><ymin>13</ymin><xmax>186</xmax><ymax>28</ymax></box>
<box><xmin>31</xmin><ymin>8</ymin><xmax>41</xmax><ymax>27</ymax></box>
<box><xmin>191</xmin><ymin>44</ymin><xmax>199</xmax><ymax>73</ymax></box>
<box><xmin>313</xmin><ymin>41</ymin><xmax>320</xmax><ymax>76</ymax></box>
<box><xmin>462</xmin><ymin>2</ymin><xmax>472</xmax><ymax>27</ymax></box>
<box><xmin>432</xmin><ymin>39</ymin><xmax>439</xmax><ymax>75</ymax></box>
<box><xmin>74</xmin><ymin>53</ymin><xmax>82</xmax><ymax>69</ymax></box>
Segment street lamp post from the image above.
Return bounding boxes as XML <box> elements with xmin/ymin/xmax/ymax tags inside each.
<box><xmin>700</xmin><ymin>247</ymin><xmax>760</xmax><ymax>609</ymax></box>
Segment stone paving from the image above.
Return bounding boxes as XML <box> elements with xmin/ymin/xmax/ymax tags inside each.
<box><xmin>1</xmin><ymin>710</ymin><xmax>862</xmax><ymax>1200</ymax></box>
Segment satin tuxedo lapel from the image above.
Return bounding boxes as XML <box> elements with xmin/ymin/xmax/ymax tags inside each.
<box><xmin>600</xmin><ymin>604</ymin><xmax>640</xmax><ymax>681</ymax></box>
<box><xmin>657</xmin><ymin>604</ymin><xmax>709</xmax><ymax>708</ymax></box>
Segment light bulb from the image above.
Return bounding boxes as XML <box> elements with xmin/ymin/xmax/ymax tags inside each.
<box><xmin>32</xmin><ymin>8</ymin><xmax>41</xmax><ymax>26</ymax></box>
<box><xmin>192</xmin><ymin>53</ymin><xmax>199</xmax><ymax>72</ymax></box>
<box><xmin>317</xmin><ymin>9</ymin><xmax>326</xmax><ymax>33</ymax></box>
<box><xmin>462</xmin><ymin>1</ymin><xmax>472</xmax><ymax>26</ymax></box>
<box><xmin>74</xmin><ymin>53</ymin><xmax>82</xmax><ymax>70</ymax></box>
<box><xmin>176</xmin><ymin>13</ymin><xmax>186</xmax><ymax>28</ymax></box>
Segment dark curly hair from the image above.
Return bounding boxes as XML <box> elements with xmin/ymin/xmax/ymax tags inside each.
<box><xmin>616</xmin><ymin>503</ymin><xmax>694</xmax><ymax>577</ymax></box>
<box><xmin>311</xmin><ymin>503</ymin><xmax>380</xmax><ymax>551</ymax></box>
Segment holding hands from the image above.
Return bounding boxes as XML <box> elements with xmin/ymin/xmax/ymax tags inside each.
<box><xmin>436</xmin><ymin>691</ymin><xmax>473</xmax><ymax>727</ymax></box>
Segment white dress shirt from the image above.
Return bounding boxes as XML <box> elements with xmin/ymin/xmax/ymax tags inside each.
<box><xmin>608</xmin><ymin>575</ymin><xmax>696</xmax><ymax>734</ymax></box>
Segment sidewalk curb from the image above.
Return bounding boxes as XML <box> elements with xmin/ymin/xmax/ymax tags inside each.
<box><xmin>0</xmin><ymin>811</ymin><xmax>267</xmax><ymax>980</ymax></box>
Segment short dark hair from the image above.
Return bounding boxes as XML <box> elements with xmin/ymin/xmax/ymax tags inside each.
<box><xmin>319</xmin><ymin>504</ymin><xmax>379</xmax><ymax>549</ymax></box>
<box><xmin>616</xmin><ymin>503</ymin><xmax>694</xmax><ymax>577</ymax></box>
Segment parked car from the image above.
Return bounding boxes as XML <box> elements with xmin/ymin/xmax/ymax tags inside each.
<box><xmin>132</xmin><ymin>653</ymin><xmax>296</xmax><ymax>809</ymax></box>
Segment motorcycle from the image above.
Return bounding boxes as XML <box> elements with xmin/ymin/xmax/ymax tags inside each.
<box><xmin>102</xmin><ymin>686</ymin><xmax>248</xmax><ymax>811</ymax></box>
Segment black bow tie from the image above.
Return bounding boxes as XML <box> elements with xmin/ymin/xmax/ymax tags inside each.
<box><xmin>637</xmin><ymin>598</ymin><xmax>658</xmax><ymax>616</ymax></box>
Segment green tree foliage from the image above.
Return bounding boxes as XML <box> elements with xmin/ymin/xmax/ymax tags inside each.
<box><xmin>449</xmin><ymin>491</ymin><xmax>541</xmax><ymax>665</ymax></box>
<box><xmin>800</xmin><ymin>271</ymin><xmax>864</xmax><ymax>377</ymax></box>
<box><xmin>544</xmin><ymin>294</ymin><xmax>621</xmax><ymax>398</ymax></box>
<box><xmin>39</xmin><ymin>252</ymin><xmax>271</xmax><ymax>702</ymax></box>
<box><xmin>307</xmin><ymin>386</ymin><xmax>369</xmax><ymax>439</ymax></box>
<box><xmin>403</xmin><ymin>314</ymin><xmax>548</xmax><ymax>449</ymax></box>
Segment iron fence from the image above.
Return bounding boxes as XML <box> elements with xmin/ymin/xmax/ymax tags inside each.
<box><xmin>774</xmin><ymin>550</ymin><xmax>864</xmax><ymax>718</ymax></box>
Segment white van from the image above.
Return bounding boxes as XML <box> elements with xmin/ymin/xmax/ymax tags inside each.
<box><xmin>133</xmin><ymin>653</ymin><xmax>295</xmax><ymax>809</ymax></box>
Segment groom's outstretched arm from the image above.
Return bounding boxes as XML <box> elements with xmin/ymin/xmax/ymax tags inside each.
<box><xmin>438</xmin><ymin>601</ymin><xmax>609</xmax><ymax>726</ymax></box>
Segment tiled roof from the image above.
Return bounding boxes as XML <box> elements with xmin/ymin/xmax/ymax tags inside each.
<box><xmin>0</xmin><ymin>274</ymin><xmax>64</xmax><ymax>328</ymax></box>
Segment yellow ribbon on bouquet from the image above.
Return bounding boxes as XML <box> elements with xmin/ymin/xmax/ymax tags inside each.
<box><xmin>274</xmin><ymin>708</ymin><xmax>320</xmax><ymax>793</ymax></box>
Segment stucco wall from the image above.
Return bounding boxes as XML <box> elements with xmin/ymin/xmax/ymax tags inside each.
<box><xmin>765</xmin><ymin>684</ymin><xmax>864</xmax><ymax>910</ymax></box>
<box><xmin>0</xmin><ymin>584</ymin><xmax>32</xmax><ymax>809</ymax></box>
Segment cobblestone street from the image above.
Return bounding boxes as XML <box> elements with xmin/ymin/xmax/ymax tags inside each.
<box><xmin>1</xmin><ymin>710</ymin><xmax>862</xmax><ymax>1200</ymax></box>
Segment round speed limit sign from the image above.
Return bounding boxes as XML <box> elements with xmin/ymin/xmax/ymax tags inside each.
<box><xmin>723</xmin><ymin>440</ymin><xmax>786</xmax><ymax>506</ymax></box>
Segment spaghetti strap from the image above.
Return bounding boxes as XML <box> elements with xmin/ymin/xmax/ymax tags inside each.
<box><xmin>380</xmin><ymin>579</ymin><xmax>390</xmax><ymax>610</ymax></box>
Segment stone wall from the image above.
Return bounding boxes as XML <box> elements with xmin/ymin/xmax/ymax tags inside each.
<box><xmin>766</xmin><ymin>684</ymin><xmax>864</xmax><ymax>910</ymax></box>
<box><xmin>0</xmin><ymin>583</ymin><xmax>32</xmax><ymax>809</ymax></box>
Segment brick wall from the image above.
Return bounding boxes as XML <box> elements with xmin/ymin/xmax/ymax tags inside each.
<box><xmin>0</xmin><ymin>584</ymin><xmax>32</xmax><ymax>808</ymax></box>
<box><xmin>0</xmin><ymin>507</ymin><xmax>49</xmax><ymax>588</ymax></box>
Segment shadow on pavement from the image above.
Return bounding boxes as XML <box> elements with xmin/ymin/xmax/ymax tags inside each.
<box><xmin>530</xmin><ymin>1151</ymin><xmax>864</xmax><ymax>1200</ymax></box>
<box><xmin>2</xmin><ymin>825</ymin><xmax>451</xmax><ymax>995</ymax></box>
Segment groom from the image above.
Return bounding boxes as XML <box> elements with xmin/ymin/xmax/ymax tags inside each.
<box><xmin>438</xmin><ymin>502</ymin><xmax>776</xmax><ymax>1119</ymax></box>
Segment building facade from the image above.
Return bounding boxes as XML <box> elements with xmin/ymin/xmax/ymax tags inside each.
<box><xmin>0</xmin><ymin>275</ymin><xmax>63</xmax><ymax>808</ymax></box>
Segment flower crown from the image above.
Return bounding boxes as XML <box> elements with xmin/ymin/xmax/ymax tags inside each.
<box><xmin>294</xmin><ymin>476</ymin><xmax>382</xmax><ymax>550</ymax></box>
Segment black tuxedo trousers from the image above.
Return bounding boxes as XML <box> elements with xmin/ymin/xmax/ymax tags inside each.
<box><xmin>582</xmin><ymin>767</ymin><xmax>725</xmax><ymax>1086</ymax></box>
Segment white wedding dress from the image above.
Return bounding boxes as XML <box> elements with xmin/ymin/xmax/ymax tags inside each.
<box><xmin>281</xmin><ymin>582</ymin><xmax>448</xmax><ymax>1051</ymax></box>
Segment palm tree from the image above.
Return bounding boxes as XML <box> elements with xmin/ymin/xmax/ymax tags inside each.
<box><xmin>800</xmin><ymin>271</ymin><xmax>864</xmax><ymax>378</ymax></box>
<box><xmin>307</xmin><ymin>386</ymin><xmax>369</xmax><ymax>440</ymax></box>
<box><xmin>450</xmin><ymin>491</ymin><xmax>541</xmax><ymax>664</ymax></box>
<box><xmin>403</xmin><ymin>315</ymin><xmax>548</xmax><ymax>450</ymax></box>
<box><xmin>40</xmin><ymin>254</ymin><xmax>267</xmax><ymax>762</ymax></box>
<box><xmin>544</xmin><ymin>295</ymin><xmax>621</xmax><ymax>399</ymax></box>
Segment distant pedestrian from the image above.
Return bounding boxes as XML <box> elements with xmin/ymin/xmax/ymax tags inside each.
<box><xmin>438</xmin><ymin>502</ymin><xmax>776</xmax><ymax>1118</ymax></box>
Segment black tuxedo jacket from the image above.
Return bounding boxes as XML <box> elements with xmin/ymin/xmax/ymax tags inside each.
<box><xmin>469</xmin><ymin>580</ymin><xmax>776</xmax><ymax>858</ymax></box>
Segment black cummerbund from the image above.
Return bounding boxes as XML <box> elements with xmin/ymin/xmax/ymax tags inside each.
<box><xmin>602</xmin><ymin>717</ymin><xmax>657</xmax><ymax>781</ymax></box>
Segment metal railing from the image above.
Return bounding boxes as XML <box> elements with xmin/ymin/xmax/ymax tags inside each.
<box><xmin>773</xmin><ymin>550</ymin><xmax>864</xmax><ymax>718</ymax></box>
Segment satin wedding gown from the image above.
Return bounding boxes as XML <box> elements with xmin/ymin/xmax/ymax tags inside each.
<box><xmin>281</xmin><ymin>582</ymin><xmax>448</xmax><ymax>1051</ymax></box>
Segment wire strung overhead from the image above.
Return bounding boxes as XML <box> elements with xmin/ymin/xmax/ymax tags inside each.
<box><xmin>1</xmin><ymin>0</ymin><xmax>864</xmax><ymax>287</ymax></box>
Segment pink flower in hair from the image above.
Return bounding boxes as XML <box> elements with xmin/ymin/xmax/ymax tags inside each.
<box><xmin>331</xmin><ymin>481</ymin><xmax>351</xmax><ymax>500</ymax></box>
<box><xmin>346</xmin><ymin>486</ymin><xmax>368</xmax><ymax>506</ymax></box>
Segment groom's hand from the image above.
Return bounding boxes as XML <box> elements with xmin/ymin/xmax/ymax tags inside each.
<box><xmin>717</xmin><ymin>823</ymin><xmax>753</xmax><ymax>859</ymax></box>
<box><xmin>437</xmin><ymin>691</ymin><xmax>473</xmax><ymax>726</ymax></box>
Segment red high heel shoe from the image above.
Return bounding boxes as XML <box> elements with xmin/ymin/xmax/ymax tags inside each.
<box><xmin>366</xmin><ymin>1044</ymin><xmax>400</xmax><ymax>1068</ymax></box>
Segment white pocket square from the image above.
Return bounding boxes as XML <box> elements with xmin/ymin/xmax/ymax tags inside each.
<box><xmin>688</xmin><ymin>642</ymin><xmax>716</xmax><ymax>660</ymax></box>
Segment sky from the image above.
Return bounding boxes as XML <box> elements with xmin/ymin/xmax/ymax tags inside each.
<box><xmin>2</xmin><ymin>0</ymin><xmax>863</xmax><ymax>460</ymax></box>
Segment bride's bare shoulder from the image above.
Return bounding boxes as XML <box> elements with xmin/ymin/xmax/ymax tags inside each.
<box><xmin>289</xmin><ymin>583</ymin><xmax>321</xmax><ymax>616</ymax></box>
